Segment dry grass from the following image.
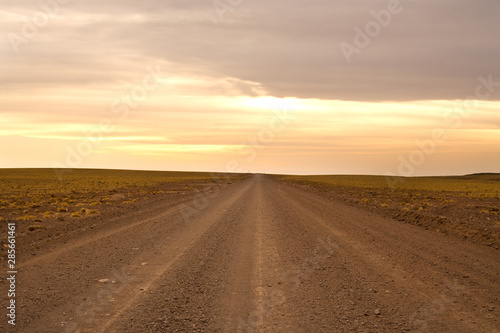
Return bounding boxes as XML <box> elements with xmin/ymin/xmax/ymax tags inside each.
<box><xmin>0</xmin><ymin>168</ymin><xmax>224</xmax><ymax>196</ymax></box>
<box><xmin>27</xmin><ymin>225</ymin><xmax>46</xmax><ymax>231</ymax></box>
<box><xmin>279</xmin><ymin>173</ymin><xmax>500</xmax><ymax>248</ymax></box>
<box><xmin>44</xmin><ymin>211</ymin><xmax>55</xmax><ymax>218</ymax></box>
<box><xmin>0</xmin><ymin>168</ymin><xmax>247</xmax><ymax>225</ymax></box>
<box><xmin>17</xmin><ymin>214</ymin><xmax>38</xmax><ymax>221</ymax></box>
<box><xmin>280</xmin><ymin>174</ymin><xmax>500</xmax><ymax>199</ymax></box>
<box><xmin>86</xmin><ymin>209</ymin><xmax>99</xmax><ymax>216</ymax></box>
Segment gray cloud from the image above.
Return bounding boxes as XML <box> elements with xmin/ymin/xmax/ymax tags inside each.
<box><xmin>2</xmin><ymin>0</ymin><xmax>500</xmax><ymax>101</ymax></box>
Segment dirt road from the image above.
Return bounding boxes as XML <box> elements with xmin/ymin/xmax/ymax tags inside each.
<box><xmin>3</xmin><ymin>175</ymin><xmax>499</xmax><ymax>332</ymax></box>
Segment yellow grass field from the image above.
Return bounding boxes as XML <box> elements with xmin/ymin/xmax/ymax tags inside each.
<box><xmin>278</xmin><ymin>173</ymin><xmax>500</xmax><ymax>248</ymax></box>
<box><xmin>0</xmin><ymin>168</ymin><xmax>244</xmax><ymax>224</ymax></box>
<box><xmin>280</xmin><ymin>174</ymin><xmax>500</xmax><ymax>199</ymax></box>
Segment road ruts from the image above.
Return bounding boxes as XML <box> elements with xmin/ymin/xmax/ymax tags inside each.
<box><xmin>2</xmin><ymin>175</ymin><xmax>499</xmax><ymax>333</ymax></box>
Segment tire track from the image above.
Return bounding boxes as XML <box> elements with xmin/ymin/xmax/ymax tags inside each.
<box><xmin>92</xmin><ymin>179</ymin><xmax>254</xmax><ymax>333</ymax></box>
<box><xmin>271</xmin><ymin>177</ymin><xmax>500</xmax><ymax>332</ymax></box>
<box><xmin>6</xmin><ymin>175</ymin><xmax>499</xmax><ymax>333</ymax></box>
<box><xmin>17</xmin><ymin>195</ymin><xmax>195</xmax><ymax>269</ymax></box>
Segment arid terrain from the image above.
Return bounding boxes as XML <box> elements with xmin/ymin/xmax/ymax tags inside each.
<box><xmin>1</xmin><ymin>171</ymin><xmax>499</xmax><ymax>332</ymax></box>
<box><xmin>280</xmin><ymin>174</ymin><xmax>500</xmax><ymax>249</ymax></box>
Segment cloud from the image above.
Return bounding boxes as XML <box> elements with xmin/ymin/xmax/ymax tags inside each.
<box><xmin>1</xmin><ymin>0</ymin><xmax>499</xmax><ymax>175</ymax></box>
<box><xmin>2</xmin><ymin>0</ymin><xmax>499</xmax><ymax>101</ymax></box>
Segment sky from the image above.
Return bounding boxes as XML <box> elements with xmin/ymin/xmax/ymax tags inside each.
<box><xmin>1</xmin><ymin>0</ymin><xmax>499</xmax><ymax>176</ymax></box>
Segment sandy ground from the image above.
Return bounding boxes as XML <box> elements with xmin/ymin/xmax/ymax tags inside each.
<box><xmin>1</xmin><ymin>175</ymin><xmax>499</xmax><ymax>332</ymax></box>
<box><xmin>279</xmin><ymin>176</ymin><xmax>500</xmax><ymax>249</ymax></box>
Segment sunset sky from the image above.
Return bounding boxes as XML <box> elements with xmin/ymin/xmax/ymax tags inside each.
<box><xmin>1</xmin><ymin>0</ymin><xmax>499</xmax><ymax>176</ymax></box>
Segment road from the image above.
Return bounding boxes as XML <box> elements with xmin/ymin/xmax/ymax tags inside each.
<box><xmin>4</xmin><ymin>175</ymin><xmax>500</xmax><ymax>332</ymax></box>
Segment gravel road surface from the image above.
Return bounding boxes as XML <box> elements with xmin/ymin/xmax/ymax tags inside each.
<box><xmin>3</xmin><ymin>175</ymin><xmax>499</xmax><ymax>332</ymax></box>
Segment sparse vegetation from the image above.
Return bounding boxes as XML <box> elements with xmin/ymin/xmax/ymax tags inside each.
<box><xmin>44</xmin><ymin>211</ymin><xmax>55</xmax><ymax>218</ymax></box>
<box><xmin>27</xmin><ymin>224</ymin><xmax>46</xmax><ymax>231</ymax></box>
<box><xmin>17</xmin><ymin>214</ymin><xmax>38</xmax><ymax>221</ymax></box>
<box><xmin>279</xmin><ymin>173</ymin><xmax>500</xmax><ymax>248</ymax></box>
<box><xmin>0</xmin><ymin>168</ymin><xmax>246</xmax><ymax>231</ymax></box>
<box><xmin>280</xmin><ymin>174</ymin><xmax>500</xmax><ymax>198</ymax></box>
<box><xmin>86</xmin><ymin>209</ymin><xmax>99</xmax><ymax>216</ymax></box>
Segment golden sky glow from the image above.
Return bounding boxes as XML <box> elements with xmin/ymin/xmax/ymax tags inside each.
<box><xmin>1</xmin><ymin>1</ymin><xmax>499</xmax><ymax>175</ymax></box>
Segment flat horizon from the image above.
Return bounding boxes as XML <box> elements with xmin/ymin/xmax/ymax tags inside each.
<box><xmin>1</xmin><ymin>167</ymin><xmax>499</xmax><ymax>179</ymax></box>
